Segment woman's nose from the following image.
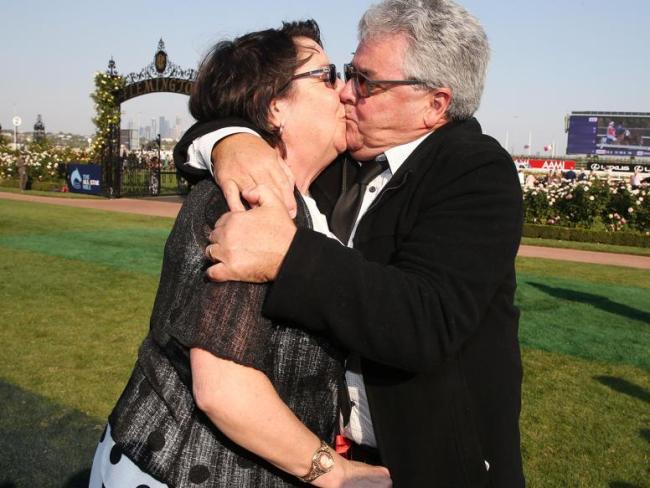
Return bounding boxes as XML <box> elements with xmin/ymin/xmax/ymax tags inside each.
<box><xmin>339</xmin><ymin>77</ymin><xmax>356</xmax><ymax>103</ymax></box>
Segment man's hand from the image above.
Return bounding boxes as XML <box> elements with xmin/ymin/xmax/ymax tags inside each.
<box><xmin>213</xmin><ymin>133</ymin><xmax>297</xmax><ymax>218</ymax></box>
<box><xmin>206</xmin><ymin>185</ymin><xmax>297</xmax><ymax>283</ymax></box>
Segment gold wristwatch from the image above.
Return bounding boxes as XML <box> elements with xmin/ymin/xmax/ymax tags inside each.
<box><xmin>298</xmin><ymin>440</ymin><xmax>335</xmax><ymax>483</ymax></box>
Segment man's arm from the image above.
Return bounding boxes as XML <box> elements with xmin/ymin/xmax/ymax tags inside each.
<box><xmin>213</xmin><ymin>133</ymin><xmax>296</xmax><ymax>216</ymax></box>
<box><xmin>207</xmin><ymin>151</ymin><xmax>523</xmax><ymax>373</ymax></box>
<box><xmin>174</xmin><ymin>119</ymin><xmax>296</xmax><ymax>216</ymax></box>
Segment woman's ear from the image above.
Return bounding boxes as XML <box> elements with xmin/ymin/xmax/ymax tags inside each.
<box><xmin>423</xmin><ymin>87</ymin><xmax>452</xmax><ymax>129</ymax></box>
<box><xmin>268</xmin><ymin>98</ymin><xmax>289</xmax><ymax>130</ymax></box>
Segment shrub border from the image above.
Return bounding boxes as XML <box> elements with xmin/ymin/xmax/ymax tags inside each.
<box><xmin>523</xmin><ymin>224</ymin><xmax>650</xmax><ymax>248</ymax></box>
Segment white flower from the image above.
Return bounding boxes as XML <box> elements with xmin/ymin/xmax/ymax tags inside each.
<box><xmin>589</xmin><ymin>196</ymin><xmax>595</xmax><ymax>201</ymax></box>
<box><xmin>628</xmin><ymin>207</ymin><xmax>634</xmax><ymax>213</ymax></box>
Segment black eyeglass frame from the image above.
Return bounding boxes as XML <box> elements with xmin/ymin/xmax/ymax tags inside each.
<box><xmin>290</xmin><ymin>63</ymin><xmax>339</xmax><ymax>88</ymax></box>
<box><xmin>344</xmin><ymin>63</ymin><xmax>427</xmax><ymax>98</ymax></box>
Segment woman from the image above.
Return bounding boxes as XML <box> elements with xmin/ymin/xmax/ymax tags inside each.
<box><xmin>89</xmin><ymin>20</ymin><xmax>390</xmax><ymax>488</ymax></box>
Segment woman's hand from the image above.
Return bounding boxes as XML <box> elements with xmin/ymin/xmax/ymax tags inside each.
<box><xmin>192</xmin><ymin>349</ymin><xmax>391</xmax><ymax>486</ymax></box>
<box><xmin>212</xmin><ymin>133</ymin><xmax>297</xmax><ymax>217</ymax></box>
<box><xmin>313</xmin><ymin>456</ymin><xmax>392</xmax><ymax>488</ymax></box>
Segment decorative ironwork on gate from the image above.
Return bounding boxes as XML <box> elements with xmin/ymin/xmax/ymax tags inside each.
<box><xmin>124</xmin><ymin>39</ymin><xmax>196</xmax><ymax>85</ymax></box>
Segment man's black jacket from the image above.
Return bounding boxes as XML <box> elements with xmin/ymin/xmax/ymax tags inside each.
<box><xmin>176</xmin><ymin>118</ymin><xmax>525</xmax><ymax>488</ymax></box>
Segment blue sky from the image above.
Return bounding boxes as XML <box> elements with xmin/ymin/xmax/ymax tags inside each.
<box><xmin>1</xmin><ymin>0</ymin><xmax>648</xmax><ymax>155</ymax></box>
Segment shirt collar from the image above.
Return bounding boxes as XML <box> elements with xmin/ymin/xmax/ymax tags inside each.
<box><xmin>383</xmin><ymin>131</ymin><xmax>434</xmax><ymax>175</ymax></box>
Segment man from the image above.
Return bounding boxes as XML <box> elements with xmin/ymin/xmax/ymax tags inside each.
<box><xmin>176</xmin><ymin>1</ymin><xmax>524</xmax><ymax>486</ymax></box>
<box><xmin>16</xmin><ymin>153</ymin><xmax>28</xmax><ymax>191</ymax></box>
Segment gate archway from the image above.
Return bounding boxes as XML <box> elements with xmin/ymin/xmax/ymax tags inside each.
<box><xmin>94</xmin><ymin>39</ymin><xmax>196</xmax><ymax>197</ymax></box>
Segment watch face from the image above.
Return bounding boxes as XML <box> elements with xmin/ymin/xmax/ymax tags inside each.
<box><xmin>317</xmin><ymin>451</ymin><xmax>335</xmax><ymax>470</ymax></box>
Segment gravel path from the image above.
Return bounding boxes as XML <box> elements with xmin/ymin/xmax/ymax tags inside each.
<box><xmin>3</xmin><ymin>191</ymin><xmax>649</xmax><ymax>270</ymax></box>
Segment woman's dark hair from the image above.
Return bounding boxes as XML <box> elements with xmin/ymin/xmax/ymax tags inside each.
<box><xmin>189</xmin><ymin>20</ymin><xmax>322</xmax><ymax>156</ymax></box>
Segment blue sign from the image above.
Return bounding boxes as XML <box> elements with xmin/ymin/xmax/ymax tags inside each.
<box><xmin>67</xmin><ymin>163</ymin><xmax>102</xmax><ymax>195</ymax></box>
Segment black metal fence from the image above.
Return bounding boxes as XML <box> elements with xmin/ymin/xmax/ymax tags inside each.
<box><xmin>120</xmin><ymin>168</ymin><xmax>189</xmax><ymax>197</ymax></box>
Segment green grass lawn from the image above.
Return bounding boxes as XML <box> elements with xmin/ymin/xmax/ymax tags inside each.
<box><xmin>0</xmin><ymin>199</ymin><xmax>648</xmax><ymax>487</ymax></box>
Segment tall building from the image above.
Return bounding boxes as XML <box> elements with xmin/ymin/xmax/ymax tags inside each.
<box><xmin>120</xmin><ymin>128</ymin><xmax>140</xmax><ymax>151</ymax></box>
<box><xmin>173</xmin><ymin>116</ymin><xmax>184</xmax><ymax>139</ymax></box>
<box><xmin>158</xmin><ymin>116</ymin><xmax>169</xmax><ymax>138</ymax></box>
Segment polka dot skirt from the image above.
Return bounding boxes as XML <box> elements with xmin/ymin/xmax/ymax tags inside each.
<box><xmin>89</xmin><ymin>423</ymin><xmax>168</xmax><ymax>488</ymax></box>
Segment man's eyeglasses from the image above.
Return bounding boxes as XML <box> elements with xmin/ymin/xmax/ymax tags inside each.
<box><xmin>344</xmin><ymin>63</ymin><xmax>427</xmax><ymax>98</ymax></box>
<box><xmin>291</xmin><ymin>64</ymin><xmax>338</xmax><ymax>88</ymax></box>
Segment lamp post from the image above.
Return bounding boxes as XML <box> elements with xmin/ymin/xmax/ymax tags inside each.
<box><xmin>12</xmin><ymin>116</ymin><xmax>22</xmax><ymax>149</ymax></box>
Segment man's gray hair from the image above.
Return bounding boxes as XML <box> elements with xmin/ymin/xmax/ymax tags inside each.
<box><xmin>359</xmin><ymin>0</ymin><xmax>490</xmax><ymax>121</ymax></box>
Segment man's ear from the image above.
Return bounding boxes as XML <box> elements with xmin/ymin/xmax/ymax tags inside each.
<box><xmin>423</xmin><ymin>87</ymin><xmax>452</xmax><ymax>129</ymax></box>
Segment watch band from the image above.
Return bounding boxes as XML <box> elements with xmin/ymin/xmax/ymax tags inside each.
<box><xmin>298</xmin><ymin>440</ymin><xmax>335</xmax><ymax>483</ymax></box>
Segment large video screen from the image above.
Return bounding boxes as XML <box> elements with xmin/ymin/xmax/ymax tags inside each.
<box><xmin>566</xmin><ymin>114</ymin><xmax>650</xmax><ymax>157</ymax></box>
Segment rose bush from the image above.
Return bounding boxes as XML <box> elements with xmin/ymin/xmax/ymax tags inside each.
<box><xmin>522</xmin><ymin>177</ymin><xmax>649</xmax><ymax>233</ymax></box>
<box><xmin>0</xmin><ymin>145</ymin><xmax>92</xmax><ymax>182</ymax></box>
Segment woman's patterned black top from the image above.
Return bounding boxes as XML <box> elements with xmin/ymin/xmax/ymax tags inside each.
<box><xmin>108</xmin><ymin>179</ymin><xmax>346</xmax><ymax>487</ymax></box>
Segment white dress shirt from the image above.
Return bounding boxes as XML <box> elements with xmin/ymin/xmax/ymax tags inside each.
<box><xmin>185</xmin><ymin>127</ymin><xmax>260</xmax><ymax>177</ymax></box>
<box><xmin>340</xmin><ymin>131</ymin><xmax>433</xmax><ymax>447</ymax></box>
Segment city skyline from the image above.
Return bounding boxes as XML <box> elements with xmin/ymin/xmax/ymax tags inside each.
<box><xmin>1</xmin><ymin>0</ymin><xmax>648</xmax><ymax>155</ymax></box>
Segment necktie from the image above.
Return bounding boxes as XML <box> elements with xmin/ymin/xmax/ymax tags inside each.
<box><xmin>330</xmin><ymin>155</ymin><xmax>388</xmax><ymax>243</ymax></box>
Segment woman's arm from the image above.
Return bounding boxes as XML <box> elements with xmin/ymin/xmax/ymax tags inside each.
<box><xmin>191</xmin><ymin>348</ymin><xmax>391</xmax><ymax>488</ymax></box>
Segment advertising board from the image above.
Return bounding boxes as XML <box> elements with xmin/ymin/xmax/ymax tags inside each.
<box><xmin>588</xmin><ymin>163</ymin><xmax>650</xmax><ymax>173</ymax></box>
<box><xmin>67</xmin><ymin>164</ymin><xmax>102</xmax><ymax>195</ymax></box>
<box><xmin>566</xmin><ymin>112</ymin><xmax>650</xmax><ymax>157</ymax></box>
<box><xmin>514</xmin><ymin>158</ymin><xmax>576</xmax><ymax>170</ymax></box>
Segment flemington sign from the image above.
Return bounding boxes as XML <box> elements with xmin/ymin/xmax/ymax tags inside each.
<box><xmin>116</xmin><ymin>39</ymin><xmax>196</xmax><ymax>103</ymax></box>
<box><xmin>118</xmin><ymin>77</ymin><xmax>193</xmax><ymax>102</ymax></box>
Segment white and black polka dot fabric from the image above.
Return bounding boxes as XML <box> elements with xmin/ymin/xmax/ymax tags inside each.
<box><xmin>89</xmin><ymin>423</ymin><xmax>168</xmax><ymax>488</ymax></box>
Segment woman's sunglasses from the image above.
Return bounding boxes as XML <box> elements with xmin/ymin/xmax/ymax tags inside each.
<box><xmin>343</xmin><ymin>63</ymin><xmax>426</xmax><ymax>98</ymax></box>
<box><xmin>291</xmin><ymin>64</ymin><xmax>339</xmax><ymax>88</ymax></box>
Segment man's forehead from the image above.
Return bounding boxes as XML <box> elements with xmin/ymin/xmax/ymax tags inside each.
<box><xmin>351</xmin><ymin>47</ymin><xmax>380</xmax><ymax>76</ymax></box>
<box><xmin>352</xmin><ymin>35</ymin><xmax>406</xmax><ymax>76</ymax></box>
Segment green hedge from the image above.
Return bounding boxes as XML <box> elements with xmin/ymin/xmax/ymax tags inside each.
<box><xmin>0</xmin><ymin>178</ymin><xmax>66</xmax><ymax>192</ymax></box>
<box><xmin>523</xmin><ymin>224</ymin><xmax>650</xmax><ymax>248</ymax></box>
